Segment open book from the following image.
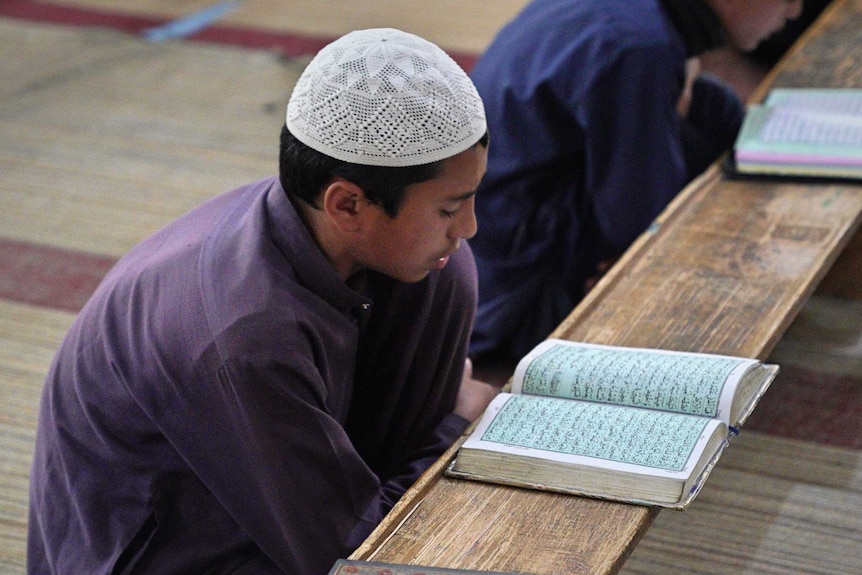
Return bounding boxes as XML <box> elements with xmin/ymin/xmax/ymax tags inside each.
<box><xmin>446</xmin><ymin>340</ymin><xmax>778</xmax><ymax>509</ymax></box>
<box><xmin>733</xmin><ymin>88</ymin><xmax>862</xmax><ymax>179</ymax></box>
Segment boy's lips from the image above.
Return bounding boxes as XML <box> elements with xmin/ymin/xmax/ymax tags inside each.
<box><xmin>433</xmin><ymin>243</ymin><xmax>459</xmax><ymax>270</ymax></box>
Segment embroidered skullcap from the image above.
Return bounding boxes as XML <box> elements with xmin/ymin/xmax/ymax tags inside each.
<box><xmin>286</xmin><ymin>28</ymin><xmax>486</xmax><ymax>167</ymax></box>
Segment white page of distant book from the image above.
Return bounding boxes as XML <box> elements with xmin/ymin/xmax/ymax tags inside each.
<box><xmin>734</xmin><ymin>88</ymin><xmax>862</xmax><ymax>178</ymax></box>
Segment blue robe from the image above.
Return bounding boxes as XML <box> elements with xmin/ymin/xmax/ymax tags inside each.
<box><xmin>469</xmin><ymin>0</ymin><xmax>743</xmax><ymax>359</ymax></box>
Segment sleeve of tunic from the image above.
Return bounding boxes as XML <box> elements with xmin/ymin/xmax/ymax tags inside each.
<box><xmin>147</xmin><ymin>246</ymin><xmax>478</xmax><ymax>574</ymax></box>
<box><xmin>576</xmin><ymin>40</ymin><xmax>690</xmax><ymax>252</ymax></box>
<box><xmin>155</xmin><ymin>350</ymin><xmax>467</xmax><ymax>574</ymax></box>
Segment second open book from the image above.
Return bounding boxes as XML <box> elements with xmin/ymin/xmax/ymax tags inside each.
<box><xmin>733</xmin><ymin>88</ymin><xmax>862</xmax><ymax>179</ymax></box>
<box><xmin>446</xmin><ymin>340</ymin><xmax>778</xmax><ymax>509</ymax></box>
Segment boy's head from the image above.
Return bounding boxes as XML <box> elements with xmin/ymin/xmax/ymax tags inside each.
<box><xmin>709</xmin><ymin>0</ymin><xmax>805</xmax><ymax>52</ymax></box>
<box><xmin>279</xmin><ymin>28</ymin><xmax>487</xmax><ymax>216</ymax></box>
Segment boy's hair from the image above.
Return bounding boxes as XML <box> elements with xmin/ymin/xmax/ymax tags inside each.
<box><xmin>279</xmin><ymin>125</ymin><xmax>488</xmax><ymax>217</ymax></box>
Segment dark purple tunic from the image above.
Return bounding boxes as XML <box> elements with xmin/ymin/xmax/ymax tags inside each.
<box><xmin>27</xmin><ymin>177</ymin><xmax>475</xmax><ymax>574</ymax></box>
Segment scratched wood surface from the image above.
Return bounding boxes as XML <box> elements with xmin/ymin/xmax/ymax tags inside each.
<box><xmin>352</xmin><ymin>1</ymin><xmax>862</xmax><ymax>573</ymax></box>
<box><xmin>557</xmin><ymin>168</ymin><xmax>862</xmax><ymax>359</ymax></box>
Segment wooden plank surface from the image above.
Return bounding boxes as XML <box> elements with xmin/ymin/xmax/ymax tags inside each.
<box><xmin>557</xmin><ymin>166</ymin><xmax>862</xmax><ymax>359</ymax></box>
<box><xmin>352</xmin><ymin>1</ymin><xmax>862</xmax><ymax>573</ymax></box>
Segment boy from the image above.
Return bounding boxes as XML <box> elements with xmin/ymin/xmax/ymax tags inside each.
<box><xmin>469</xmin><ymin>0</ymin><xmax>804</xmax><ymax>365</ymax></box>
<box><xmin>28</xmin><ymin>28</ymin><xmax>495</xmax><ymax>574</ymax></box>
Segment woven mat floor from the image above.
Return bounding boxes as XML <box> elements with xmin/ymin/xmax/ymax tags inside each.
<box><xmin>1</xmin><ymin>17</ymin><xmax>303</xmax><ymax>572</ymax></box>
<box><xmin>620</xmin><ymin>431</ymin><xmax>862</xmax><ymax>575</ymax></box>
<box><xmin>2</xmin><ymin>7</ymin><xmax>862</xmax><ymax>575</ymax></box>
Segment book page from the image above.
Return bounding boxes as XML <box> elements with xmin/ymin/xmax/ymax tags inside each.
<box><xmin>735</xmin><ymin>89</ymin><xmax>862</xmax><ymax>172</ymax></box>
<box><xmin>759</xmin><ymin>107</ymin><xmax>862</xmax><ymax>148</ymax></box>
<box><xmin>511</xmin><ymin>340</ymin><xmax>757</xmax><ymax>423</ymax></box>
<box><xmin>765</xmin><ymin>88</ymin><xmax>862</xmax><ymax>115</ymax></box>
<box><xmin>463</xmin><ymin>393</ymin><xmax>722</xmax><ymax>478</ymax></box>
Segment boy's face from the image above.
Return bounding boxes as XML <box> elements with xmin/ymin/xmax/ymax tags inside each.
<box><xmin>356</xmin><ymin>144</ymin><xmax>487</xmax><ymax>283</ymax></box>
<box><xmin>719</xmin><ymin>0</ymin><xmax>805</xmax><ymax>52</ymax></box>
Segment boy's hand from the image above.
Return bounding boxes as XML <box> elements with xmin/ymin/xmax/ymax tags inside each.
<box><xmin>454</xmin><ymin>358</ymin><xmax>500</xmax><ymax>422</ymax></box>
<box><xmin>677</xmin><ymin>57</ymin><xmax>701</xmax><ymax>118</ymax></box>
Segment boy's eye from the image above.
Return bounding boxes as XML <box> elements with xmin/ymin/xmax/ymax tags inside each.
<box><xmin>440</xmin><ymin>201</ymin><xmax>462</xmax><ymax>218</ymax></box>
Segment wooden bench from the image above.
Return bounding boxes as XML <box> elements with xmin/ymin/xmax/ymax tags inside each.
<box><xmin>350</xmin><ymin>0</ymin><xmax>862</xmax><ymax>572</ymax></box>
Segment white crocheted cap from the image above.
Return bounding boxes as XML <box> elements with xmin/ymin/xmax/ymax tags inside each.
<box><xmin>286</xmin><ymin>28</ymin><xmax>486</xmax><ymax>167</ymax></box>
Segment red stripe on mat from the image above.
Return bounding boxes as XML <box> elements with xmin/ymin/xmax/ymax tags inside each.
<box><xmin>0</xmin><ymin>0</ymin><xmax>478</xmax><ymax>70</ymax></box>
<box><xmin>0</xmin><ymin>238</ymin><xmax>116</xmax><ymax>313</ymax></box>
<box><xmin>0</xmin><ymin>0</ymin><xmax>163</xmax><ymax>33</ymax></box>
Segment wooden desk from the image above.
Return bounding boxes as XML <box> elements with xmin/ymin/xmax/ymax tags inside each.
<box><xmin>351</xmin><ymin>1</ymin><xmax>862</xmax><ymax>572</ymax></box>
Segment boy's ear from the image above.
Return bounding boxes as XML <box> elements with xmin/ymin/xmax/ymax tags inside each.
<box><xmin>321</xmin><ymin>178</ymin><xmax>369</xmax><ymax>233</ymax></box>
